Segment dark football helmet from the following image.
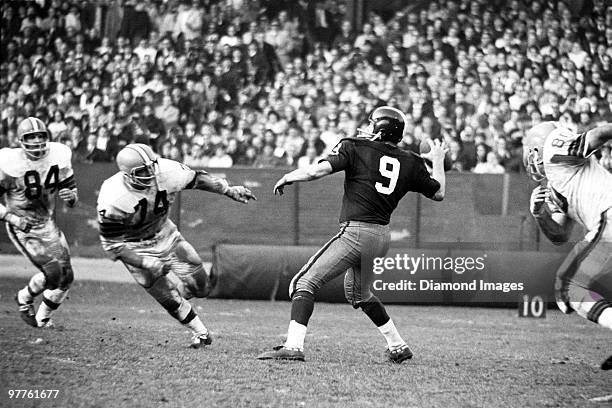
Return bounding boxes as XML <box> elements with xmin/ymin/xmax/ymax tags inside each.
<box><xmin>357</xmin><ymin>106</ymin><xmax>406</xmax><ymax>143</ymax></box>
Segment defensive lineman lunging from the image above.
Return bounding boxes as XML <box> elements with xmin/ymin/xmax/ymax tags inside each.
<box><xmin>0</xmin><ymin>117</ymin><xmax>79</xmax><ymax>328</ymax></box>
<box><xmin>523</xmin><ymin>121</ymin><xmax>612</xmax><ymax>370</ymax></box>
<box><xmin>97</xmin><ymin>143</ymin><xmax>256</xmax><ymax>347</ymax></box>
<box><xmin>258</xmin><ymin>106</ymin><xmax>447</xmax><ymax>362</ymax></box>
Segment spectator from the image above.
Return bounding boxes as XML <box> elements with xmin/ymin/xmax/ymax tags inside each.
<box><xmin>297</xmin><ymin>146</ymin><xmax>319</xmax><ymax>168</ymax></box>
<box><xmin>77</xmin><ymin>133</ymin><xmax>110</xmax><ymax>163</ymax></box>
<box><xmin>473</xmin><ymin>151</ymin><xmax>506</xmax><ymax>174</ymax></box>
<box><xmin>207</xmin><ymin>146</ymin><xmax>233</xmax><ymax>168</ymax></box>
<box><xmin>253</xmin><ymin>144</ymin><xmax>282</xmax><ymax>168</ymax></box>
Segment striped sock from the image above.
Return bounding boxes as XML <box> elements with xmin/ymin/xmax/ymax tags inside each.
<box><xmin>36</xmin><ymin>288</ymin><xmax>68</xmax><ymax>325</ymax></box>
<box><xmin>177</xmin><ymin>301</ymin><xmax>208</xmax><ymax>335</ymax></box>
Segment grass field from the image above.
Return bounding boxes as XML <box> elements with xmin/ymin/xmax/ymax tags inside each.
<box><xmin>0</xmin><ymin>258</ymin><xmax>611</xmax><ymax>408</ymax></box>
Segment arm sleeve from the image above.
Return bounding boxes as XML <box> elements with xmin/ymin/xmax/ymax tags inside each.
<box><xmin>58</xmin><ymin>146</ymin><xmax>76</xmax><ymax>189</ymax></box>
<box><xmin>545</xmin><ymin>129</ymin><xmax>590</xmax><ymax>165</ymax></box>
<box><xmin>411</xmin><ymin>156</ymin><xmax>441</xmax><ymax>198</ymax></box>
<box><xmin>319</xmin><ymin>140</ymin><xmax>354</xmax><ymax>173</ymax></box>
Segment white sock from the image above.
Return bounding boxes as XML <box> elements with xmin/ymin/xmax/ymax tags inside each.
<box><xmin>378</xmin><ymin>319</ymin><xmax>405</xmax><ymax>349</ymax></box>
<box><xmin>598</xmin><ymin>308</ymin><xmax>612</xmax><ymax>330</ymax></box>
<box><xmin>185</xmin><ymin>315</ymin><xmax>208</xmax><ymax>336</ymax></box>
<box><xmin>19</xmin><ymin>273</ymin><xmax>46</xmax><ymax>303</ymax></box>
<box><xmin>284</xmin><ymin>320</ymin><xmax>307</xmax><ymax>351</ymax></box>
<box><xmin>175</xmin><ymin>301</ymin><xmax>208</xmax><ymax>335</ymax></box>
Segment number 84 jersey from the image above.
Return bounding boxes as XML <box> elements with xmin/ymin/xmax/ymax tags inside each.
<box><xmin>97</xmin><ymin>158</ymin><xmax>195</xmax><ymax>246</ymax></box>
<box><xmin>0</xmin><ymin>142</ymin><xmax>75</xmax><ymax>220</ymax></box>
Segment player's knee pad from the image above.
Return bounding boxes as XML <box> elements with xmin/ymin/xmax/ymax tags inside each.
<box><xmin>146</xmin><ymin>275</ymin><xmax>183</xmax><ymax>313</ymax></box>
<box><xmin>344</xmin><ymin>269</ymin><xmax>371</xmax><ymax>309</ymax></box>
<box><xmin>58</xmin><ymin>264</ymin><xmax>74</xmax><ymax>289</ymax></box>
<box><xmin>293</xmin><ymin>275</ymin><xmax>321</xmax><ymax>298</ymax></box>
<box><xmin>41</xmin><ymin>259</ymin><xmax>63</xmax><ymax>289</ymax></box>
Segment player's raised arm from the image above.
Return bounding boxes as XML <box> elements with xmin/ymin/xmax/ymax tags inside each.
<box><xmin>420</xmin><ymin>139</ymin><xmax>448</xmax><ymax>201</ymax></box>
<box><xmin>273</xmin><ymin>161</ymin><xmax>334</xmax><ymax>195</ymax></box>
<box><xmin>585</xmin><ymin>123</ymin><xmax>612</xmax><ymax>156</ymax></box>
<box><xmin>186</xmin><ymin>170</ymin><xmax>256</xmax><ymax>203</ymax></box>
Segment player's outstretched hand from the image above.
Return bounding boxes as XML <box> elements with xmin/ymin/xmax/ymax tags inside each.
<box><xmin>530</xmin><ymin>185</ymin><xmax>549</xmax><ymax>215</ymax></box>
<box><xmin>421</xmin><ymin>139</ymin><xmax>448</xmax><ymax>164</ymax></box>
<box><xmin>5</xmin><ymin>213</ymin><xmax>38</xmax><ymax>233</ymax></box>
<box><xmin>273</xmin><ymin>176</ymin><xmax>293</xmax><ymax>196</ymax></box>
<box><xmin>225</xmin><ymin>185</ymin><xmax>257</xmax><ymax>204</ymax></box>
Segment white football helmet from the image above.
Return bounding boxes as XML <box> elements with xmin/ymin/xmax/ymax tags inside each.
<box><xmin>17</xmin><ymin>117</ymin><xmax>50</xmax><ymax>160</ymax></box>
<box><xmin>116</xmin><ymin>143</ymin><xmax>159</xmax><ymax>189</ymax></box>
<box><xmin>523</xmin><ymin>121</ymin><xmax>557</xmax><ymax>182</ymax></box>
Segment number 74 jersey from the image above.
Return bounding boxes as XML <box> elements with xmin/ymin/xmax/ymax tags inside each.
<box><xmin>0</xmin><ymin>142</ymin><xmax>75</xmax><ymax>220</ymax></box>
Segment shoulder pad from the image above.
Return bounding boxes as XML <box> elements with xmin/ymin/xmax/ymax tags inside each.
<box><xmin>47</xmin><ymin>142</ymin><xmax>73</xmax><ymax>169</ymax></box>
<box><xmin>97</xmin><ymin>173</ymin><xmax>139</xmax><ymax>215</ymax></box>
<box><xmin>156</xmin><ymin>158</ymin><xmax>195</xmax><ymax>193</ymax></box>
<box><xmin>0</xmin><ymin>148</ymin><xmax>28</xmax><ymax>177</ymax></box>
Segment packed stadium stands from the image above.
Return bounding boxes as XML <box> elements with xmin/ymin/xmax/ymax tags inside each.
<box><xmin>1</xmin><ymin>0</ymin><xmax>611</xmax><ymax>173</ymax></box>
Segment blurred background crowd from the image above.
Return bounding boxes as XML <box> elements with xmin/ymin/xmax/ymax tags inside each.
<box><xmin>1</xmin><ymin>0</ymin><xmax>611</xmax><ymax>173</ymax></box>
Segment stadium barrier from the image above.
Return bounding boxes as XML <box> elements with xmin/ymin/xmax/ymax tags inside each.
<box><xmin>210</xmin><ymin>244</ymin><xmax>565</xmax><ymax>305</ymax></box>
<box><xmin>0</xmin><ymin>163</ymin><xmax>577</xmax><ymax>275</ymax></box>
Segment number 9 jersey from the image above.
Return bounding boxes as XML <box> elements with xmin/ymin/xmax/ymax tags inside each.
<box><xmin>0</xmin><ymin>142</ymin><xmax>75</xmax><ymax>220</ymax></box>
<box><xmin>322</xmin><ymin>138</ymin><xmax>440</xmax><ymax>225</ymax></box>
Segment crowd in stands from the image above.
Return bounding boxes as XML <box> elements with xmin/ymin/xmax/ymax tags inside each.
<box><xmin>1</xmin><ymin>0</ymin><xmax>612</xmax><ymax>173</ymax></box>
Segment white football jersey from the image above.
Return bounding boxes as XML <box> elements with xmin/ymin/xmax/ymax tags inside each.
<box><xmin>543</xmin><ymin>126</ymin><xmax>612</xmax><ymax>233</ymax></box>
<box><xmin>97</xmin><ymin>158</ymin><xmax>196</xmax><ymax>248</ymax></box>
<box><xmin>0</xmin><ymin>142</ymin><xmax>74</xmax><ymax>220</ymax></box>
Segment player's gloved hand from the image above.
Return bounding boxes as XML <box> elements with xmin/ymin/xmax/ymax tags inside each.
<box><xmin>273</xmin><ymin>176</ymin><xmax>293</xmax><ymax>196</ymax></box>
<box><xmin>59</xmin><ymin>188</ymin><xmax>78</xmax><ymax>206</ymax></box>
<box><xmin>4</xmin><ymin>213</ymin><xmax>37</xmax><ymax>233</ymax></box>
<box><xmin>529</xmin><ymin>185</ymin><xmax>549</xmax><ymax>216</ymax></box>
<box><xmin>421</xmin><ymin>139</ymin><xmax>448</xmax><ymax>164</ymax></box>
<box><xmin>225</xmin><ymin>185</ymin><xmax>257</xmax><ymax>203</ymax></box>
<box><xmin>141</xmin><ymin>257</ymin><xmax>171</xmax><ymax>275</ymax></box>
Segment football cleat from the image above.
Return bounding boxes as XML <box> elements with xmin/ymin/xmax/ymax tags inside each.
<box><xmin>256</xmin><ymin>345</ymin><xmax>305</xmax><ymax>361</ymax></box>
<box><xmin>37</xmin><ymin>318</ymin><xmax>55</xmax><ymax>329</ymax></box>
<box><xmin>190</xmin><ymin>332</ymin><xmax>212</xmax><ymax>349</ymax></box>
<box><xmin>14</xmin><ymin>294</ymin><xmax>37</xmax><ymax>327</ymax></box>
<box><xmin>602</xmin><ymin>355</ymin><xmax>612</xmax><ymax>370</ymax></box>
<box><xmin>385</xmin><ymin>343</ymin><xmax>413</xmax><ymax>364</ymax></box>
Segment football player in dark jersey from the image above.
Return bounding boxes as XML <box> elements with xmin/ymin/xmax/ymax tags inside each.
<box><xmin>257</xmin><ymin>106</ymin><xmax>448</xmax><ymax>363</ymax></box>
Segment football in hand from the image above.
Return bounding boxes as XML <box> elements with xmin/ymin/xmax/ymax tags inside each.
<box><xmin>419</xmin><ymin>136</ymin><xmax>453</xmax><ymax>171</ymax></box>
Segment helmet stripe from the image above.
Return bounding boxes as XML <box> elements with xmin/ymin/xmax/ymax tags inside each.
<box><xmin>128</xmin><ymin>144</ymin><xmax>154</xmax><ymax>165</ymax></box>
<box><xmin>28</xmin><ymin>117</ymin><xmax>39</xmax><ymax>132</ymax></box>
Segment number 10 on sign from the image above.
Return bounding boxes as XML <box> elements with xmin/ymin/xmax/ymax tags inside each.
<box><xmin>518</xmin><ymin>294</ymin><xmax>546</xmax><ymax>318</ymax></box>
